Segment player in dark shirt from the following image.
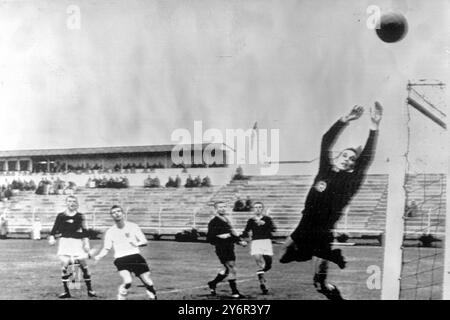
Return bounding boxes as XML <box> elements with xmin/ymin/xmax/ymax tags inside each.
<box><xmin>206</xmin><ymin>201</ymin><xmax>247</xmax><ymax>298</ymax></box>
<box><xmin>241</xmin><ymin>202</ymin><xmax>276</xmax><ymax>295</ymax></box>
<box><xmin>280</xmin><ymin>103</ymin><xmax>383</xmax><ymax>299</ymax></box>
<box><xmin>48</xmin><ymin>195</ymin><xmax>97</xmax><ymax>299</ymax></box>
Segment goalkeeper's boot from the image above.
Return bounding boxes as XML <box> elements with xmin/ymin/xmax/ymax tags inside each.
<box><xmin>313</xmin><ymin>275</ymin><xmax>344</xmax><ymax>301</ymax></box>
<box><xmin>320</xmin><ymin>283</ymin><xmax>344</xmax><ymax>300</ymax></box>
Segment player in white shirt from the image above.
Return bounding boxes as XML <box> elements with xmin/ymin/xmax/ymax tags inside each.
<box><xmin>94</xmin><ymin>205</ymin><xmax>157</xmax><ymax>300</ymax></box>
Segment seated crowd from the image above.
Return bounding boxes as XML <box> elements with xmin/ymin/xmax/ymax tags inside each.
<box><xmin>184</xmin><ymin>175</ymin><xmax>212</xmax><ymax>188</ymax></box>
<box><xmin>35</xmin><ymin>177</ymin><xmax>76</xmax><ymax>195</ymax></box>
<box><xmin>33</xmin><ymin>161</ymin><xmax>166</xmax><ymax>174</ymax></box>
<box><xmin>143</xmin><ymin>175</ymin><xmax>212</xmax><ymax>188</ymax></box>
<box><xmin>86</xmin><ymin>176</ymin><xmax>130</xmax><ymax>189</ymax></box>
<box><xmin>0</xmin><ymin>179</ymin><xmax>37</xmax><ymax>200</ymax></box>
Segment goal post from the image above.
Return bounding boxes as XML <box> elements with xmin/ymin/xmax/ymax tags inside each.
<box><xmin>443</xmin><ymin>113</ymin><xmax>450</xmax><ymax>299</ymax></box>
<box><xmin>381</xmin><ymin>80</ymin><xmax>448</xmax><ymax>300</ymax></box>
<box><xmin>381</xmin><ymin>156</ymin><xmax>407</xmax><ymax>299</ymax></box>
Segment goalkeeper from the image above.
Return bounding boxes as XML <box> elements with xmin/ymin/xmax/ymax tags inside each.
<box><xmin>280</xmin><ymin>103</ymin><xmax>383</xmax><ymax>300</ymax></box>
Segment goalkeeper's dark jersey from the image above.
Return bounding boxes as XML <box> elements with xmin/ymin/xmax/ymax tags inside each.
<box><xmin>50</xmin><ymin>212</ymin><xmax>88</xmax><ymax>239</ymax></box>
<box><xmin>292</xmin><ymin>119</ymin><xmax>378</xmax><ymax>241</ymax></box>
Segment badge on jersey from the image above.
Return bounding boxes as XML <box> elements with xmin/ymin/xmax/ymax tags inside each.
<box><xmin>314</xmin><ymin>180</ymin><xmax>327</xmax><ymax>192</ymax></box>
<box><xmin>67</xmin><ymin>219</ymin><xmax>74</xmax><ymax>223</ymax></box>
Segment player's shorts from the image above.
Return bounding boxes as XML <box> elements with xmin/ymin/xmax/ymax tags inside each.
<box><xmin>215</xmin><ymin>244</ymin><xmax>236</xmax><ymax>264</ymax></box>
<box><xmin>57</xmin><ymin>237</ymin><xmax>88</xmax><ymax>259</ymax></box>
<box><xmin>114</xmin><ymin>254</ymin><xmax>150</xmax><ymax>276</ymax></box>
<box><xmin>250</xmin><ymin>239</ymin><xmax>273</xmax><ymax>256</ymax></box>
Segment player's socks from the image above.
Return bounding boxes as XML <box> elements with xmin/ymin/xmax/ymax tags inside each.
<box><xmin>257</xmin><ymin>271</ymin><xmax>269</xmax><ymax>295</ymax></box>
<box><xmin>61</xmin><ymin>266</ymin><xmax>71</xmax><ymax>297</ymax></box>
<box><xmin>143</xmin><ymin>283</ymin><xmax>157</xmax><ymax>299</ymax></box>
<box><xmin>257</xmin><ymin>270</ymin><xmax>265</xmax><ymax>283</ymax></box>
<box><xmin>260</xmin><ymin>283</ymin><xmax>269</xmax><ymax>295</ymax></box>
<box><xmin>208</xmin><ymin>271</ymin><xmax>227</xmax><ymax>293</ymax></box>
<box><xmin>262</xmin><ymin>255</ymin><xmax>272</xmax><ymax>272</ymax></box>
<box><xmin>227</xmin><ymin>279</ymin><xmax>244</xmax><ymax>299</ymax></box>
<box><xmin>80</xmin><ymin>265</ymin><xmax>96</xmax><ymax>297</ymax></box>
<box><xmin>313</xmin><ymin>259</ymin><xmax>328</xmax><ymax>290</ymax></box>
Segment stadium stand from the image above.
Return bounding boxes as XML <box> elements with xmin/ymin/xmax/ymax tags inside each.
<box><xmin>0</xmin><ymin>173</ymin><xmax>445</xmax><ymax>241</ymax></box>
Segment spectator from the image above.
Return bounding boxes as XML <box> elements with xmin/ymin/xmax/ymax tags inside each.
<box><xmin>185</xmin><ymin>175</ymin><xmax>194</xmax><ymax>188</ymax></box>
<box><xmin>144</xmin><ymin>176</ymin><xmax>152</xmax><ymax>188</ymax></box>
<box><xmin>0</xmin><ymin>211</ymin><xmax>7</xmax><ymax>239</ymax></box>
<box><xmin>165</xmin><ymin>177</ymin><xmax>175</xmax><ymax>188</ymax></box>
<box><xmin>201</xmin><ymin>176</ymin><xmax>212</xmax><ymax>187</ymax></box>
<box><xmin>233</xmin><ymin>197</ymin><xmax>245</xmax><ymax>212</ymax></box>
<box><xmin>4</xmin><ymin>187</ymin><xmax>13</xmax><ymax>200</ymax></box>
<box><xmin>405</xmin><ymin>200</ymin><xmax>419</xmax><ymax>218</ymax></box>
<box><xmin>194</xmin><ymin>176</ymin><xmax>202</xmax><ymax>188</ymax></box>
<box><xmin>233</xmin><ymin>166</ymin><xmax>245</xmax><ymax>180</ymax></box>
<box><xmin>244</xmin><ymin>196</ymin><xmax>253</xmax><ymax>212</ymax></box>
<box><xmin>152</xmin><ymin>176</ymin><xmax>160</xmax><ymax>188</ymax></box>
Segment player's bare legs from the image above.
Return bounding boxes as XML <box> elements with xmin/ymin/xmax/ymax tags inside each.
<box><xmin>117</xmin><ymin>270</ymin><xmax>133</xmax><ymax>300</ymax></box>
<box><xmin>137</xmin><ymin>271</ymin><xmax>157</xmax><ymax>300</ymax></box>
<box><xmin>254</xmin><ymin>254</ymin><xmax>269</xmax><ymax>294</ymax></box>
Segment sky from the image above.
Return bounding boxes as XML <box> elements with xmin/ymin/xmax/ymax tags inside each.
<box><xmin>0</xmin><ymin>0</ymin><xmax>448</xmax><ymax>172</ymax></box>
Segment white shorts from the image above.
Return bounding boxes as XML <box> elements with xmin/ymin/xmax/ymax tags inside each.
<box><xmin>250</xmin><ymin>239</ymin><xmax>273</xmax><ymax>256</ymax></box>
<box><xmin>57</xmin><ymin>238</ymin><xmax>88</xmax><ymax>259</ymax></box>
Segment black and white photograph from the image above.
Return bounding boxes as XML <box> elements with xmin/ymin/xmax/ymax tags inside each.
<box><xmin>0</xmin><ymin>0</ymin><xmax>448</xmax><ymax>306</ymax></box>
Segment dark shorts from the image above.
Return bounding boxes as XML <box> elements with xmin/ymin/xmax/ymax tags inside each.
<box><xmin>113</xmin><ymin>254</ymin><xmax>150</xmax><ymax>276</ymax></box>
<box><xmin>215</xmin><ymin>244</ymin><xmax>236</xmax><ymax>264</ymax></box>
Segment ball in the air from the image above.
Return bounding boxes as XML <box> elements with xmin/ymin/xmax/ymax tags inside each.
<box><xmin>375</xmin><ymin>12</ymin><xmax>408</xmax><ymax>43</ymax></box>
